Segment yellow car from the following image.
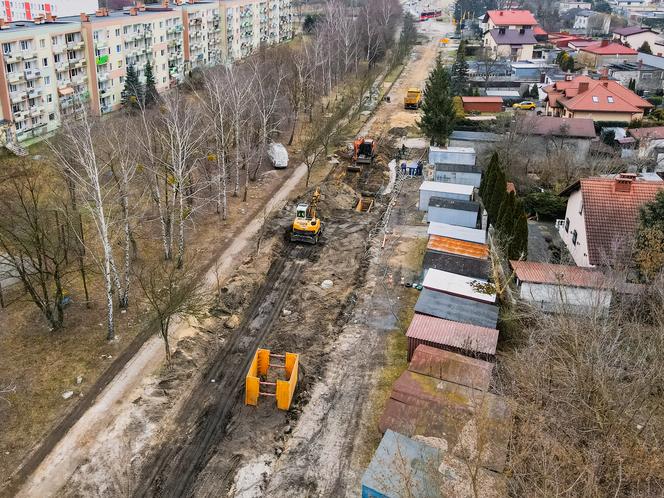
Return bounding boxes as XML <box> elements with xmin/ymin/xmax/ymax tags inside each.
<box><xmin>512</xmin><ymin>101</ymin><xmax>537</xmax><ymax>110</ymax></box>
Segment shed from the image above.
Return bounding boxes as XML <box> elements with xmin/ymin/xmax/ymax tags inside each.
<box><xmin>427</xmin><ymin>234</ymin><xmax>488</xmax><ymax>259</ymax></box>
<box><xmin>406</xmin><ymin>313</ymin><xmax>499</xmax><ymax>360</ymax></box>
<box><xmin>427</xmin><ymin>221</ymin><xmax>486</xmax><ymax>244</ymax></box>
<box><xmin>419</xmin><ymin>182</ymin><xmax>474</xmax><ymax>211</ymax></box>
<box><xmin>427</xmin><ymin>197</ymin><xmax>481</xmax><ymax>229</ymax></box>
<box><xmin>361</xmin><ymin>430</ymin><xmax>441</xmax><ymax>498</ymax></box>
<box><xmin>428</xmin><ymin>146</ymin><xmax>476</xmax><ymax>166</ymax></box>
<box><xmin>414</xmin><ymin>288</ymin><xmax>499</xmax><ymax>329</ymax></box>
<box><xmin>422</xmin><ymin>268</ymin><xmax>496</xmax><ymax>304</ymax></box>
<box><xmin>409</xmin><ymin>345</ymin><xmax>494</xmax><ymax>391</ymax></box>
<box><xmin>422</xmin><ymin>250</ymin><xmax>491</xmax><ymax>280</ymax></box>
<box><xmin>379</xmin><ymin>370</ymin><xmax>513</xmax><ymax>473</ymax></box>
<box><xmin>485</xmin><ymin>89</ymin><xmax>522</xmax><ymax>98</ymax></box>
<box><xmin>461</xmin><ymin>96</ymin><xmax>503</xmax><ymax>113</ymax></box>
<box><xmin>510</xmin><ymin>260</ymin><xmax>612</xmax><ymax>313</ymax></box>
<box><xmin>432</xmin><ymin>163</ymin><xmax>482</xmax><ymax>187</ymax></box>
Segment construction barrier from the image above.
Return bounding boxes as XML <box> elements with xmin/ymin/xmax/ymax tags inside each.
<box><xmin>245</xmin><ymin>349</ymin><xmax>299</xmax><ymax>411</ymax></box>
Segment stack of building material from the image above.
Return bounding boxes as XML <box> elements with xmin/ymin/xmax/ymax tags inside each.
<box><xmin>424</xmin><ymin>222</ymin><xmax>490</xmax><ymax>279</ymax></box>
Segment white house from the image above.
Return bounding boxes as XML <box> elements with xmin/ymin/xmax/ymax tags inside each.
<box><xmin>560</xmin><ymin>0</ymin><xmax>592</xmax><ymax>12</ymax></box>
<box><xmin>557</xmin><ymin>173</ymin><xmax>664</xmax><ymax>267</ymax></box>
<box><xmin>510</xmin><ymin>260</ymin><xmax>612</xmax><ymax>314</ymax></box>
<box><xmin>612</xmin><ymin>26</ymin><xmax>661</xmax><ymax>50</ymax></box>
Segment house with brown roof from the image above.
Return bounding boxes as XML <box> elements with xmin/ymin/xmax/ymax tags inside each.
<box><xmin>627</xmin><ymin>126</ymin><xmax>664</xmax><ymax>165</ymax></box>
<box><xmin>512</xmin><ymin>115</ymin><xmax>597</xmax><ymax>157</ymax></box>
<box><xmin>576</xmin><ymin>40</ymin><xmax>638</xmax><ymax>68</ymax></box>
<box><xmin>612</xmin><ymin>26</ymin><xmax>660</xmax><ymax>50</ymax></box>
<box><xmin>543</xmin><ymin>74</ymin><xmax>652</xmax><ymax>122</ymax></box>
<box><xmin>510</xmin><ymin>260</ymin><xmax>612</xmax><ymax>314</ymax></box>
<box><xmin>556</xmin><ymin>172</ymin><xmax>664</xmax><ymax>267</ymax></box>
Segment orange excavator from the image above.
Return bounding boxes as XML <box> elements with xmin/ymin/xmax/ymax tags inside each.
<box><xmin>348</xmin><ymin>137</ymin><xmax>376</xmax><ymax>172</ymax></box>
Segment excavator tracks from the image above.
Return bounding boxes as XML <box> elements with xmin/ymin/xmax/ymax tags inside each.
<box><xmin>135</xmin><ymin>242</ymin><xmax>316</xmax><ymax>497</ymax></box>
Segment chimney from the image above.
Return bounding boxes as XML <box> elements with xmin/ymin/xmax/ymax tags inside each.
<box><xmin>565</xmin><ymin>73</ymin><xmax>573</xmax><ymax>81</ymax></box>
<box><xmin>80</xmin><ymin>13</ymin><xmax>90</xmax><ymax>21</ymax></box>
<box><xmin>129</xmin><ymin>7</ymin><xmax>138</xmax><ymax>15</ymax></box>
<box><xmin>578</xmin><ymin>81</ymin><xmax>589</xmax><ymax>93</ymax></box>
<box><xmin>499</xmin><ymin>10</ymin><xmax>504</xmax><ymax>15</ymax></box>
<box><xmin>601</xmin><ymin>39</ymin><xmax>609</xmax><ymax>47</ymax></box>
<box><xmin>33</xmin><ymin>15</ymin><xmax>44</xmax><ymax>24</ymax></box>
<box><xmin>45</xmin><ymin>13</ymin><xmax>56</xmax><ymax>22</ymax></box>
<box><xmin>615</xmin><ymin>173</ymin><xmax>636</xmax><ymax>192</ymax></box>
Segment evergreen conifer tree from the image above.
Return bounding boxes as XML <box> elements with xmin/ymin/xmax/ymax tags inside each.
<box><xmin>488</xmin><ymin>166</ymin><xmax>507</xmax><ymax>223</ymax></box>
<box><xmin>418</xmin><ymin>56</ymin><xmax>456</xmax><ymax>146</ymax></box>
<box><xmin>122</xmin><ymin>65</ymin><xmax>143</xmax><ymax>109</ymax></box>
<box><xmin>509</xmin><ymin>212</ymin><xmax>529</xmax><ymax>260</ymax></box>
<box><xmin>143</xmin><ymin>60</ymin><xmax>159</xmax><ymax>107</ymax></box>
<box><xmin>639</xmin><ymin>41</ymin><xmax>653</xmax><ymax>54</ymax></box>
<box><xmin>496</xmin><ymin>191</ymin><xmax>516</xmax><ymax>234</ymax></box>
<box><xmin>451</xmin><ymin>41</ymin><xmax>469</xmax><ymax>96</ymax></box>
<box><xmin>479</xmin><ymin>153</ymin><xmax>499</xmax><ymax>200</ymax></box>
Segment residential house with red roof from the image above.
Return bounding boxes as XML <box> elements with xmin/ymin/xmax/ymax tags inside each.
<box><xmin>576</xmin><ymin>40</ymin><xmax>638</xmax><ymax>68</ymax></box>
<box><xmin>482</xmin><ymin>9</ymin><xmax>539</xmax><ymax>61</ymax></box>
<box><xmin>543</xmin><ymin>74</ymin><xmax>652</xmax><ymax>122</ymax></box>
<box><xmin>557</xmin><ymin>173</ymin><xmax>664</xmax><ymax>267</ymax></box>
<box><xmin>510</xmin><ymin>260</ymin><xmax>612</xmax><ymax>314</ymax></box>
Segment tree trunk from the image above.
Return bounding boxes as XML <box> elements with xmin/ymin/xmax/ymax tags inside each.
<box><xmin>177</xmin><ymin>191</ymin><xmax>185</xmax><ymax>269</ymax></box>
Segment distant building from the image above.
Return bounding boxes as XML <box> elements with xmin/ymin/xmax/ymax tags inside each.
<box><xmin>0</xmin><ymin>1</ymin><xmax>98</xmax><ymax>21</ymax></box>
<box><xmin>543</xmin><ymin>74</ymin><xmax>652</xmax><ymax>122</ymax></box>
<box><xmin>557</xmin><ymin>173</ymin><xmax>664</xmax><ymax>266</ymax></box>
<box><xmin>511</xmin><ymin>115</ymin><xmax>597</xmax><ymax>157</ymax></box>
<box><xmin>482</xmin><ymin>9</ymin><xmax>538</xmax><ymax>61</ymax></box>
<box><xmin>461</xmin><ymin>96</ymin><xmax>503</xmax><ymax>113</ymax></box>
<box><xmin>607</xmin><ymin>60</ymin><xmax>664</xmax><ymax>93</ymax></box>
<box><xmin>612</xmin><ymin>26</ymin><xmax>661</xmax><ymax>49</ymax></box>
<box><xmin>576</xmin><ymin>40</ymin><xmax>638</xmax><ymax>68</ymax></box>
<box><xmin>573</xmin><ymin>10</ymin><xmax>610</xmax><ymax>36</ymax></box>
<box><xmin>559</xmin><ymin>0</ymin><xmax>592</xmax><ymax>12</ymax></box>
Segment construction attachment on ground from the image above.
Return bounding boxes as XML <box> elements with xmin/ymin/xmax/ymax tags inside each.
<box><xmin>245</xmin><ymin>349</ymin><xmax>299</xmax><ymax>411</ymax></box>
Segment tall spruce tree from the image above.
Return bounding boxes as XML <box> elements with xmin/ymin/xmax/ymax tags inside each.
<box><xmin>488</xmin><ymin>166</ymin><xmax>507</xmax><ymax>223</ymax></box>
<box><xmin>418</xmin><ymin>55</ymin><xmax>456</xmax><ymax>146</ymax></box>
<box><xmin>122</xmin><ymin>65</ymin><xmax>143</xmax><ymax>109</ymax></box>
<box><xmin>509</xmin><ymin>211</ymin><xmax>529</xmax><ymax>260</ymax></box>
<box><xmin>496</xmin><ymin>191</ymin><xmax>516</xmax><ymax>234</ymax></box>
<box><xmin>451</xmin><ymin>41</ymin><xmax>469</xmax><ymax>96</ymax></box>
<box><xmin>479</xmin><ymin>152</ymin><xmax>499</xmax><ymax>200</ymax></box>
<box><xmin>143</xmin><ymin>60</ymin><xmax>159</xmax><ymax>108</ymax></box>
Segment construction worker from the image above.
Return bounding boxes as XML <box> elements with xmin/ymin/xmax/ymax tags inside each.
<box><xmin>401</xmin><ymin>162</ymin><xmax>407</xmax><ymax>175</ymax></box>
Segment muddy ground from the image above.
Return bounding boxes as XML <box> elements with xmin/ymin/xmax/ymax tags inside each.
<box><xmin>52</xmin><ymin>10</ymin><xmax>453</xmax><ymax>498</ymax></box>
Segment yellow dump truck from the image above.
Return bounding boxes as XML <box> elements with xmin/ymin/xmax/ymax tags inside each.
<box><xmin>404</xmin><ymin>88</ymin><xmax>422</xmax><ymax>110</ymax></box>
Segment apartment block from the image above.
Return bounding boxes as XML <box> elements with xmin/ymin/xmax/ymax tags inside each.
<box><xmin>0</xmin><ymin>0</ymin><xmax>293</xmax><ymax>146</ymax></box>
<box><xmin>1</xmin><ymin>1</ymin><xmax>99</xmax><ymax>22</ymax></box>
<box><xmin>0</xmin><ymin>15</ymin><xmax>88</xmax><ymax>143</ymax></box>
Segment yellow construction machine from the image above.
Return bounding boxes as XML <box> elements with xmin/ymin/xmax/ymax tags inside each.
<box><xmin>290</xmin><ymin>187</ymin><xmax>322</xmax><ymax>244</ymax></box>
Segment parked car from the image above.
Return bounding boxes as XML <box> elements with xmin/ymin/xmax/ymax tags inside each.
<box><xmin>512</xmin><ymin>101</ymin><xmax>536</xmax><ymax>110</ymax></box>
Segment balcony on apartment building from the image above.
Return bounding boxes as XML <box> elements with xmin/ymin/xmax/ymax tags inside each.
<box><xmin>7</xmin><ymin>71</ymin><xmax>25</xmax><ymax>84</ymax></box>
<box><xmin>10</xmin><ymin>90</ymin><xmax>26</xmax><ymax>104</ymax></box>
<box><xmin>24</xmin><ymin>68</ymin><xmax>41</xmax><ymax>80</ymax></box>
<box><xmin>27</xmin><ymin>86</ymin><xmax>42</xmax><ymax>99</ymax></box>
<box><xmin>167</xmin><ymin>24</ymin><xmax>183</xmax><ymax>35</ymax></box>
<box><xmin>66</xmin><ymin>39</ymin><xmax>85</xmax><ymax>50</ymax></box>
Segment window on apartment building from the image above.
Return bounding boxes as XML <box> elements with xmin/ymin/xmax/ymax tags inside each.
<box><xmin>2</xmin><ymin>43</ymin><xmax>10</xmax><ymax>54</ymax></box>
<box><xmin>51</xmin><ymin>36</ymin><xmax>58</xmax><ymax>45</ymax></box>
<box><xmin>67</xmin><ymin>51</ymin><xmax>75</xmax><ymax>60</ymax></box>
<box><xmin>160</xmin><ymin>35</ymin><xmax>164</xmax><ymax>42</ymax></box>
<box><xmin>12</xmin><ymin>104</ymin><xmax>20</xmax><ymax>113</ymax></box>
<box><xmin>9</xmin><ymin>84</ymin><xmax>17</xmax><ymax>92</ymax></box>
<box><xmin>49</xmin><ymin>113</ymin><xmax>55</xmax><ymax>121</ymax></box>
<box><xmin>26</xmin><ymin>81</ymin><xmax>34</xmax><ymax>89</ymax></box>
<box><xmin>565</xmin><ymin>218</ymin><xmax>570</xmax><ymax>233</ymax></box>
<box><xmin>54</xmin><ymin>54</ymin><xmax>60</xmax><ymax>63</ymax></box>
<box><xmin>19</xmin><ymin>40</ymin><xmax>30</xmax><ymax>51</ymax></box>
<box><xmin>161</xmin><ymin>49</ymin><xmax>165</xmax><ymax>56</ymax></box>
<box><xmin>118</xmin><ymin>60</ymin><xmax>123</xmax><ymax>68</ymax></box>
<box><xmin>572</xmin><ymin>230</ymin><xmax>578</xmax><ymax>245</ymax></box>
<box><xmin>123</xmin><ymin>26</ymin><xmax>129</xmax><ymax>34</ymax></box>
<box><xmin>16</xmin><ymin>121</ymin><xmax>24</xmax><ymax>131</ymax></box>
<box><xmin>162</xmin><ymin>76</ymin><xmax>166</xmax><ymax>83</ymax></box>
<box><xmin>24</xmin><ymin>61</ymin><xmax>31</xmax><ymax>69</ymax></box>
<box><xmin>42</xmin><ymin>57</ymin><xmax>48</xmax><ymax>67</ymax></box>
<box><xmin>162</xmin><ymin>63</ymin><xmax>165</xmax><ymax>70</ymax></box>
<box><xmin>116</xmin><ymin>45</ymin><xmax>121</xmax><ymax>53</ymax></box>
<box><xmin>65</xmin><ymin>33</ymin><xmax>76</xmax><ymax>43</ymax></box>
<box><xmin>115</xmin><ymin>28</ymin><xmax>120</xmax><ymax>37</ymax></box>
<box><xmin>120</xmin><ymin>76</ymin><xmax>124</xmax><ymax>84</ymax></box>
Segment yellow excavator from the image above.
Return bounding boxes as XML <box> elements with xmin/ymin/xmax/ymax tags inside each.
<box><xmin>290</xmin><ymin>187</ymin><xmax>322</xmax><ymax>244</ymax></box>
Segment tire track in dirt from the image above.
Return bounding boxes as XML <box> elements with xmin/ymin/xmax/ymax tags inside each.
<box><xmin>135</xmin><ymin>241</ymin><xmax>316</xmax><ymax>498</ymax></box>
